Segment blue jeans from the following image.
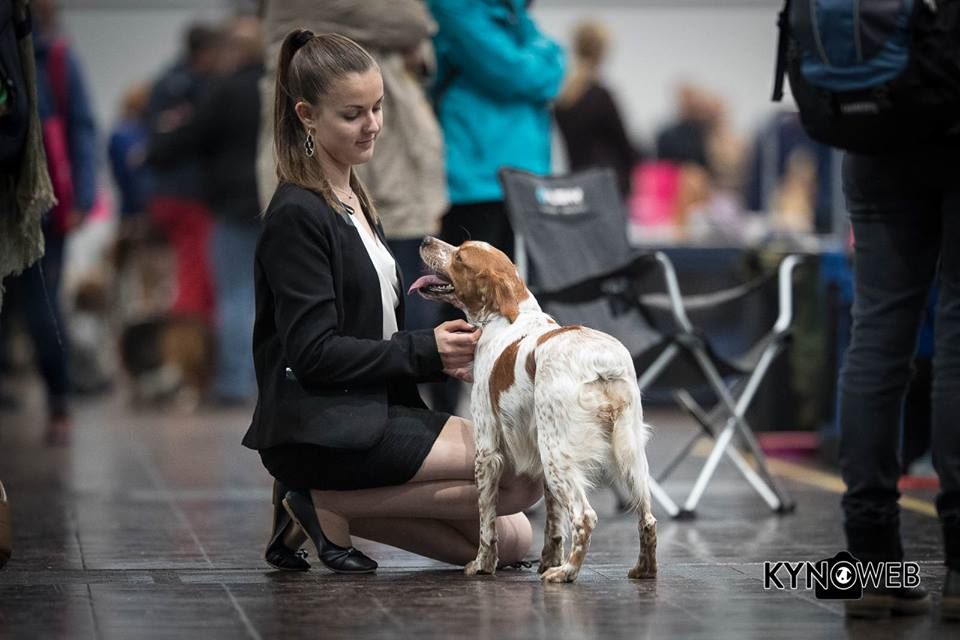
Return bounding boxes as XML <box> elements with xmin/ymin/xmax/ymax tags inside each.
<box><xmin>210</xmin><ymin>220</ymin><xmax>258</xmax><ymax>401</ymax></box>
<box><xmin>839</xmin><ymin>144</ymin><xmax>960</xmax><ymax>563</ymax></box>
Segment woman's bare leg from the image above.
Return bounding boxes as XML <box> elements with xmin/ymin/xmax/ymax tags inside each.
<box><xmin>350</xmin><ymin>512</ymin><xmax>533</xmax><ymax>566</ymax></box>
<box><xmin>307</xmin><ymin>417</ymin><xmax>541</xmax><ymax>556</ymax></box>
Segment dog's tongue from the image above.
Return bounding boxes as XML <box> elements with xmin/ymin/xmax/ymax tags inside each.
<box><xmin>407</xmin><ymin>274</ymin><xmax>447</xmax><ymax>295</ymax></box>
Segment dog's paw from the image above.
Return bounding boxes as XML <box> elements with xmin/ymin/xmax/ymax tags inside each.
<box><xmin>540</xmin><ymin>565</ymin><xmax>577</xmax><ymax>583</ymax></box>
<box><xmin>464</xmin><ymin>555</ymin><xmax>497</xmax><ymax>576</ymax></box>
<box><xmin>538</xmin><ymin>546</ymin><xmax>563</xmax><ymax>574</ymax></box>
<box><xmin>627</xmin><ymin>560</ymin><xmax>657</xmax><ymax>580</ymax></box>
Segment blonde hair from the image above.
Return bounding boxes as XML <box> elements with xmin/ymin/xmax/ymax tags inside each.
<box><xmin>557</xmin><ymin>21</ymin><xmax>611</xmax><ymax>108</ymax></box>
<box><xmin>273</xmin><ymin>29</ymin><xmax>379</xmax><ymax>218</ymax></box>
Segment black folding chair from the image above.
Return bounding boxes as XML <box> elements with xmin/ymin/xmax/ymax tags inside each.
<box><xmin>499</xmin><ymin>167</ymin><xmax>801</xmax><ymax>518</ymax></box>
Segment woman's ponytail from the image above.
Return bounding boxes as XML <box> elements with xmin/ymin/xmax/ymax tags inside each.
<box><xmin>273</xmin><ymin>29</ymin><xmax>313</xmax><ymax>188</ymax></box>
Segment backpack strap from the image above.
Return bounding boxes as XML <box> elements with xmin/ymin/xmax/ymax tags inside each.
<box><xmin>772</xmin><ymin>0</ymin><xmax>792</xmax><ymax>101</ymax></box>
<box><xmin>47</xmin><ymin>38</ymin><xmax>69</xmax><ymax>118</ymax></box>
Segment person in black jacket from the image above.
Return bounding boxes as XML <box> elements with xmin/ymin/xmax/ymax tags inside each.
<box><xmin>554</xmin><ymin>20</ymin><xmax>638</xmax><ymax>199</ymax></box>
<box><xmin>243</xmin><ymin>30</ymin><xmax>540</xmax><ymax>574</ymax></box>
<box><xmin>149</xmin><ymin>16</ymin><xmax>265</xmax><ymax>403</ymax></box>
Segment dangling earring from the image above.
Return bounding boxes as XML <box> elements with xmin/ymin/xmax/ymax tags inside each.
<box><xmin>304</xmin><ymin>130</ymin><xmax>315</xmax><ymax>158</ymax></box>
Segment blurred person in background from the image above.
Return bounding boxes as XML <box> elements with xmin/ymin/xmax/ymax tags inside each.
<box><xmin>1</xmin><ymin>0</ymin><xmax>57</xmax><ymax>568</ymax></box>
<box><xmin>145</xmin><ymin>23</ymin><xmax>220</xmax><ymax>327</ymax></box>
<box><xmin>655</xmin><ymin>83</ymin><xmax>710</xmax><ymax>171</ymax></box>
<box><xmin>701</xmin><ymin>94</ymin><xmax>746</xmax><ymax>201</ymax></box>
<box><xmin>427</xmin><ymin>0</ymin><xmax>564</xmax><ymax>413</ymax></box>
<box><xmin>108</xmin><ymin>83</ymin><xmax>158</xmax><ymax>321</ymax></box>
<box><xmin>554</xmin><ymin>20</ymin><xmax>638</xmax><ymax>199</ymax></box>
<box><xmin>257</xmin><ymin>0</ymin><xmax>448</xmax><ymax>335</ymax></box>
<box><xmin>652</xmin><ymin>85</ymin><xmax>746</xmax><ymax>237</ymax></box>
<box><xmin>769</xmin><ymin>147</ymin><xmax>817</xmax><ymax>234</ymax></box>
<box><xmin>149</xmin><ymin>16</ymin><xmax>264</xmax><ymax>405</ymax></box>
<box><xmin>744</xmin><ymin>111</ymin><xmax>835</xmax><ymax>233</ymax></box>
<box><xmin>1</xmin><ymin>0</ymin><xmax>97</xmax><ymax>445</ymax></box>
<box><xmin>108</xmin><ymin>84</ymin><xmax>152</xmax><ymax>239</ymax></box>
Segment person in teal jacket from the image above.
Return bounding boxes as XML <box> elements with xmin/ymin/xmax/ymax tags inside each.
<box><xmin>429</xmin><ymin>0</ymin><xmax>564</xmax><ymax>258</ymax></box>
<box><xmin>427</xmin><ymin>0</ymin><xmax>564</xmax><ymax>413</ymax></box>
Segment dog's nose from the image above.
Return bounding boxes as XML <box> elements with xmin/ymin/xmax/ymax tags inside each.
<box><xmin>421</xmin><ymin>237</ymin><xmax>435</xmax><ymax>249</ymax></box>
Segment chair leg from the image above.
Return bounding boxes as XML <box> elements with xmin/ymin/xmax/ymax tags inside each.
<box><xmin>681</xmin><ymin>419</ymin><xmax>737</xmax><ymax>514</ymax></box>
<box><xmin>729</xmin><ymin>417</ymin><xmax>796</xmax><ymax>512</ymax></box>
<box><xmin>678</xmin><ymin>346</ymin><xmax>794</xmax><ymax>514</ymax></box>
<box><xmin>659</xmin><ymin>388</ymin><xmax>726</xmax><ymax>484</ymax></box>
<box><xmin>655</xmin><ymin>429</ymin><xmax>703</xmax><ymax>484</ymax></box>
<box><xmin>667</xmin><ymin>388</ymin><xmax>782</xmax><ymax>507</ymax></box>
<box><xmin>648</xmin><ymin>479</ymin><xmax>679</xmax><ymax>518</ymax></box>
<box><xmin>713</xmin><ymin>352</ymin><xmax>796</xmax><ymax>511</ymax></box>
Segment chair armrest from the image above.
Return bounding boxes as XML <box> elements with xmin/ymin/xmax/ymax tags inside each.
<box><xmin>652</xmin><ymin>251</ymin><xmax>695</xmax><ymax>333</ymax></box>
<box><xmin>774</xmin><ymin>254</ymin><xmax>804</xmax><ymax>335</ymax></box>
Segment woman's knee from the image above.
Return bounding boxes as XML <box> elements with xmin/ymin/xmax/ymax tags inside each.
<box><xmin>496</xmin><ymin>474</ymin><xmax>543</xmax><ymax>515</ymax></box>
<box><xmin>496</xmin><ymin>512</ymin><xmax>533</xmax><ymax>565</ymax></box>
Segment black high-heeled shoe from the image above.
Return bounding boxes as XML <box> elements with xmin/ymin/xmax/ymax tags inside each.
<box><xmin>282</xmin><ymin>489</ymin><xmax>378</xmax><ymax>574</ymax></box>
<box><xmin>264</xmin><ymin>480</ymin><xmax>311</xmax><ymax>571</ymax></box>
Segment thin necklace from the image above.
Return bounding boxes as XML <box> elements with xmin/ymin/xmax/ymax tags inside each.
<box><xmin>330</xmin><ymin>183</ymin><xmax>355</xmax><ymax>201</ymax></box>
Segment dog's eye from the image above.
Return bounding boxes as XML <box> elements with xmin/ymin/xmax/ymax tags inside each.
<box><xmin>455</xmin><ymin>254</ymin><xmax>463</xmax><ymax>263</ymax></box>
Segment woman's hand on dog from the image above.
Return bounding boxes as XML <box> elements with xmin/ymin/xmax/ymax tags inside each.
<box><xmin>435</xmin><ymin>320</ymin><xmax>481</xmax><ymax>383</ymax></box>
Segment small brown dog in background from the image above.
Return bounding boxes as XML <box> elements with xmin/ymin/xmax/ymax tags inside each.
<box><xmin>119</xmin><ymin>315</ymin><xmax>214</xmax><ymax>411</ymax></box>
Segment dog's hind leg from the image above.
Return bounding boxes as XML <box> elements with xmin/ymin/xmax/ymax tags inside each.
<box><xmin>465</xmin><ymin>416</ymin><xmax>504</xmax><ymax>576</ymax></box>
<box><xmin>608</xmin><ymin>389</ymin><xmax>658</xmax><ymax>579</ymax></box>
<box><xmin>538</xmin><ymin>460</ymin><xmax>595</xmax><ymax>584</ymax></box>
<box><xmin>625</xmin><ymin>453</ymin><xmax>658</xmax><ymax>580</ymax></box>
<box><xmin>538</xmin><ymin>482</ymin><xmax>565</xmax><ymax>574</ymax></box>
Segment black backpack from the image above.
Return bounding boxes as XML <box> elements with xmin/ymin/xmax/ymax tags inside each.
<box><xmin>0</xmin><ymin>0</ymin><xmax>31</xmax><ymax>170</ymax></box>
<box><xmin>773</xmin><ymin>0</ymin><xmax>960</xmax><ymax>154</ymax></box>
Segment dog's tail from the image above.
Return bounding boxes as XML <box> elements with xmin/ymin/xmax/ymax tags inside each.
<box><xmin>607</xmin><ymin>379</ymin><xmax>652</xmax><ymax>514</ymax></box>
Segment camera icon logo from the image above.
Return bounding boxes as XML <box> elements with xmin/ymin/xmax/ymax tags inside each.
<box><xmin>816</xmin><ymin>551</ymin><xmax>863</xmax><ymax>600</ymax></box>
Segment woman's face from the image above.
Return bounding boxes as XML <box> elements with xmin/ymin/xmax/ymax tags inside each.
<box><xmin>299</xmin><ymin>68</ymin><xmax>383</xmax><ymax>168</ymax></box>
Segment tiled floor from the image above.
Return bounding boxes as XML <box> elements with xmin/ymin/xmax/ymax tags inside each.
<box><xmin>0</xmin><ymin>378</ymin><xmax>954</xmax><ymax>639</ymax></box>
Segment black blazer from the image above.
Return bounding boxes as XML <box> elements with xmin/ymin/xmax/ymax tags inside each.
<box><xmin>242</xmin><ymin>183</ymin><xmax>444</xmax><ymax>451</ymax></box>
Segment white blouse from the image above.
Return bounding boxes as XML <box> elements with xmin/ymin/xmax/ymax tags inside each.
<box><xmin>352</xmin><ymin>209</ymin><xmax>400</xmax><ymax>339</ymax></box>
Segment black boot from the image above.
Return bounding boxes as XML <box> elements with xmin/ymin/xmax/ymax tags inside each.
<box><xmin>845</xmin><ymin>584</ymin><xmax>930</xmax><ymax>619</ymax></box>
<box><xmin>844</xmin><ymin>524</ymin><xmax>929</xmax><ymax>618</ymax></box>
<box><xmin>943</xmin><ymin>568</ymin><xmax>960</xmax><ymax>621</ymax></box>
<box><xmin>943</xmin><ymin>525</ymin><xmax>960</xmax><ymax>621</ymax></box>
<box><xmin>264</xmin><ymin>480</ymin><xmax>310</xmax><ymax>571</ymax></box>
<box><xmin>283</xmin><ymin>489</ymin><xmax>377</xmax><ymax>574</ymax></box>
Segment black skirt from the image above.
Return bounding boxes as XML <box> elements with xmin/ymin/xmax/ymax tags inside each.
<box><xmin>259</xmin><ymin>405</ymin><xmax>450</xmax><ymax>491</ymax></box>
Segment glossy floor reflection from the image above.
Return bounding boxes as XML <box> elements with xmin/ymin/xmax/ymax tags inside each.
<box><xmin>0</xmin><ymin>379</ymin><xmax>954</xmax><ymax>639</ymax></box>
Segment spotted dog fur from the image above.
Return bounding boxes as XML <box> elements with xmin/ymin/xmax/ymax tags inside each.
<box><xmin>413</xmin><ymin>237</ymin><xmax>658</xmax><ymax>583</ymax></box>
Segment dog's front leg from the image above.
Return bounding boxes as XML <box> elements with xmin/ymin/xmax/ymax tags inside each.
<box><xmin>465</xmin><ymin>421</ymin><xmax>503</xmax><ymax>576</ymax></box>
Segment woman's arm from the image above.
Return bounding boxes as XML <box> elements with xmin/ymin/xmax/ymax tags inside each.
<box><xmin>260</xmin><ymin>202</ymin><xmax>445</xmax><ymax>388</ymax></box>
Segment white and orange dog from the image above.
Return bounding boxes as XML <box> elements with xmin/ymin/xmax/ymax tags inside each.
<box><xmin>411</xmin><ymin>237</ymin><xmax>657</xmax><ymax>583</ymax></box>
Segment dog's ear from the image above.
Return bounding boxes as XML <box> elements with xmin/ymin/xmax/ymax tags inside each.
<box><xmin>478</xmin><ymin>270</ymin><xmax>520</xmax><ymax>323</ymax></box>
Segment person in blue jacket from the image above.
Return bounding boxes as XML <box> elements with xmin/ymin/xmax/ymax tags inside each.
<box><xmin>1</xmin><ymin>0</ymin><xmax>97</xmax><ymax>445</ymax></box>
<box><xmin>427</xmin><ymin>0</ymin><xmax>564</xmax><ymax>413</ymax></box>
<box><xmin>428</xmin><ymin>0</ymin><xmax>564</xmax><ymax>260</ymax></box>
